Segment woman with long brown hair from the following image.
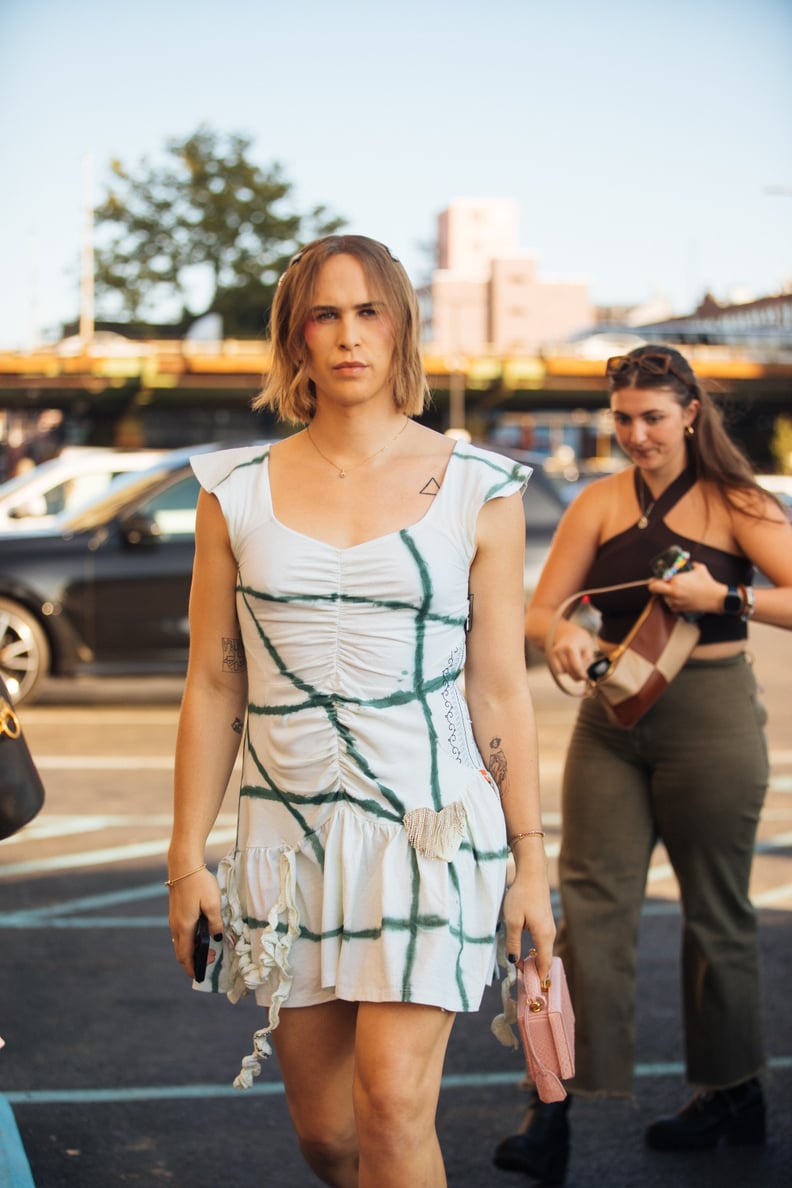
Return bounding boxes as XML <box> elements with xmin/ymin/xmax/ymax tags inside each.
<box><xmin>495</xmin><ymin>345</ymin><xmax>792</xmax><ymax>1182</ymax></box>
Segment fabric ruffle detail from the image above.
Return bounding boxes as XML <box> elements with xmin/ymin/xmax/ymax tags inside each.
<box><xmin>490</xmin><ymin>957</ymin><xmax>520</xmax><ymax>1050</ymax></box>
<box><xmin>215</xmin><ymin>847</ymin><xmax>301</xmax><ymax>1090</ymax></box>
<box><xmin>233</xmin><ymin>1026</ymin><xmax>274</xmax><ymax>1091</ymax></box>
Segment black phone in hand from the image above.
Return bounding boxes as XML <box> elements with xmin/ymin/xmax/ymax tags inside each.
<box><xmin>650</xmin><ymin>545</ymin><xmax>701</xmax><ymax>621</ymax></box>
<box><xmin>650</xmin><ymin>545</ymin><xmax>693</xmax><ymax>580</ymax></box>
<box><xmin>193</xmin><ymin>912</ymin><xmax>211</xmax><ymax>983</ymax></box>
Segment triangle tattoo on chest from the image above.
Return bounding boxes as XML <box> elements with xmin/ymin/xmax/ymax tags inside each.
<box><xmin>420</xmin><ymin>476</ymin><xmax>441</xmax><ymax>496</ymax></box>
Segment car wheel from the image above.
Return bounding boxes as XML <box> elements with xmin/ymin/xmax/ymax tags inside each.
<box><xmin>0</xmin><ymin>597</ymin><xmax>50</xmax><ymax>705</ymax></box>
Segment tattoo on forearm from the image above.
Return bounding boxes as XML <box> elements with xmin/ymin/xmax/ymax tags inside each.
<box><xmin>488</xmin><ymin>736</ymin><xmax>508</xmax><ymax>795</ymax></box>
<box><xmin>231</xmin><ymin>717</ymin><xmax>243</xmax><ymax>735</ymax></box>
<box><xmin>222</xmin><ymin>637</ymin><xmax>247</xmax><ymax>673</ymax></box>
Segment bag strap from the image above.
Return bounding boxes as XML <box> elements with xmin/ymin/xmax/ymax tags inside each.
<box><xmin>634</xmin><ymin>464</ymin><xmax>697</xmax><ymax>523</ymax></box>
<box><xmin>544</xmin><ymin>578</ymin><xmax>650</xmax><ymax>699</ymax></box>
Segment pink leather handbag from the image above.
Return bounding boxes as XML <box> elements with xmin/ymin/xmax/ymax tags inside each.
<box><xmin>515</xmin><ymin>954</ymin><xmax>575</xmax><ymax>1102</ymax></box>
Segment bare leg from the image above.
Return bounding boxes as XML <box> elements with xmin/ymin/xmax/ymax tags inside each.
<box><xmin>271</xmin><ymin>999</ymin><xmax>360</xmax><ymax>1187</ymax></box>
<box><xmin>353</xmin><ymin>1002</ymin><xmax>456</xmax><ymax>1188</ymax></box>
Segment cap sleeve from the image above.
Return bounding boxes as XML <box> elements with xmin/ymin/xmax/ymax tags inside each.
<box><xmin>442</xmin><ymin>444</ymin><xmax>533</xmax><ymax>555</ymax></box>
<box><xmin>190</xmin><ymin>444</ymin><xmax>271</xmax><ymax>494</ymax></box>
<box><xmin>452</xmin><ymin>443</ymin><xmax>532</xmax><ymax>503</ymax></box>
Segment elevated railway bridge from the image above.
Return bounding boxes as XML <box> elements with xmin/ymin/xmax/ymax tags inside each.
<box><xmin>0</xmin><ymin>340</ymin><xmax>789</xmax><ymax>469</ymax></box>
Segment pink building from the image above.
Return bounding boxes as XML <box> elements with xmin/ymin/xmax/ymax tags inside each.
<box><xmin>430</xmin><ymin>199</ymin><xmax>593</xmax><ymax>355</ymax></box>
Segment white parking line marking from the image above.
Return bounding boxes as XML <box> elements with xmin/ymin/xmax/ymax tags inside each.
<box><xmin>0</xmin><ymin>829</ymin><xmax>236</xmax><ymax>879</ymax></box>
<box><xmin>24</xmin><ymin>711</ymin><xmax>179</xmax><ymax>726</ymax></box>
<box><xmin>753</xmin><ymin>883</ymin><xmax>792</xmax><ymax>907</ymax></box>
<box><xmin>2</xmin><ymin>814</ymin><xmax>237</xmax><ymax>845</ymax></box>
<box><xmin>4</xmin><ymin>1057</ymin><xmax>792</xmax><ymax>1105</ymax></box>
<box><xmin>0</xmin><ymin>882</ymin><xmax>172</xmax><ymax>928</ymax></box>
<box><xmin>34</xmin><ymin>756</ymin><xmax>176</xmax><ymax>770</ymax></box>
<box><xmin>646</xmin><ymin>829</ymin><xmax>792</xmax><ymax>888</ymax></box>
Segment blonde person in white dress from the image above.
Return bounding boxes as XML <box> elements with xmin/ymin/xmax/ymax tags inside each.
<box><xmin>167</xmin><ymin>235</ymin><xmax>555</xmax><ymax>1188</ymax></box>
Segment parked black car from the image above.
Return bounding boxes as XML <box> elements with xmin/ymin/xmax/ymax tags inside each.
<box><xmin>0</xmin><ymin>440</ymin><xmax>567</xmax><ymax>705</ymax></box>
<box><xmin>0</xmin><ymin>444</ymin><xmax>232</xmax><ymax>704</ymax></box>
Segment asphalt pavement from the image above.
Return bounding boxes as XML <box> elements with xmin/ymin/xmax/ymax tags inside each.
<box><xmin>0</xmin><ymin>623</ymin><xmax>790</xmax><ymax>1187</ymax></box>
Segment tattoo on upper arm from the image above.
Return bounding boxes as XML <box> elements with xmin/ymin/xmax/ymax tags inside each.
<box><xmin>231</xmin><ymin>717</ymin><xmax>244</xmax><ymax>735</ymax></box>
<box><xmin>222</xmin><ymin>637</ymin><xmax>247</xmax><ymax>673</ymax></box>
<box><xmin>488</xmin><ymin>736</ymin><xmax>508</xmax><ymax>794</ymax></box>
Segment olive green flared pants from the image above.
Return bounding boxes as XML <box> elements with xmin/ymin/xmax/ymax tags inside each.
<box><xmin>557</xmin><ymin>652</ymin><xmax>768</xmax><ymax>1096</ymax></box>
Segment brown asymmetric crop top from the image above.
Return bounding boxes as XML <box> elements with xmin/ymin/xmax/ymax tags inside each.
<box><xmin>583</xmin><ymin>467</ymin><xmax>753</xmax><ymax>645</ymax></box>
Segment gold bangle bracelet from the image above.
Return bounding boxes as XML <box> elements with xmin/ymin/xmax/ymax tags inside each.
<box><xmin>507</xmin><ymin>830</ymin><xmax>545</xmax><ymax>851</ymax></box>
<box><xmin>164</xmin><ymin>862</ymin><xmax>207</xmax><ymax>887</ymax></box>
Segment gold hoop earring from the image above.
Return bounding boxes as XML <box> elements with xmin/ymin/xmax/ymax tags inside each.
<box><xmin>685</xmin><ymin>425</ymin><xmax>695</xmax><ymax>437</ymax></box>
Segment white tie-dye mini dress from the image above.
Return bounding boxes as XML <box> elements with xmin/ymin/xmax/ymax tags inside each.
<box><xmin>190</xmin><ymin>440</ymin><xmax>530</xmax><ymax>1069</ymax></box>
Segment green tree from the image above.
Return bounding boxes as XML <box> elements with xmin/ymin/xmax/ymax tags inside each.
<box><xmin>93</xmin><ymin>126</ymin><xmax>345</xmax><ymax>337</ymax></box>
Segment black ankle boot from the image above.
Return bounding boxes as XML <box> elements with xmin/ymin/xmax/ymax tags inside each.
<box><xmin>493</xmin><ymin>1092</ymin><xmax>571</xmax><ymax>1184</ymax></box>
<box><xmin>645</xmin><ymin>1077</ymin><xmax>766</xmax><ymax>1151</ymax></box>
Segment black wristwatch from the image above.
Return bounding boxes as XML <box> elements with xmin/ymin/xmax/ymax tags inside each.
<box><xmin>723</xmin><ymin>586</ymin><xmax>744</xmax><ymax>615</ymax></box>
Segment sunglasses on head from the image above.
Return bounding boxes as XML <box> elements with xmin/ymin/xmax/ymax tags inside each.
<box><xmin>605</xmin><ymin>352</ymin><xmax>692</xmax><ymax>388</ymax></box>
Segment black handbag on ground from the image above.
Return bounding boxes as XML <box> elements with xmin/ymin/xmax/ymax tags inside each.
<box><xmin>0</xmin><ymin>676</ymin><xmax>46</xmax><ymax>840</ymax></box>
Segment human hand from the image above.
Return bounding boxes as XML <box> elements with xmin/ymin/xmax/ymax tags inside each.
<box><xmin>647</xmin><ymin>561</ymin><xmax>719</xmax><ymax>617</ymax></box>
<box><xmin>549</xmin><ymin>621</ymin><xmax>597</xmax><ymax>683</ymax></box>
<box><xmin>167</xmin><ymin>867</ymin><xmax>223</xmax><ymax>979</ymax></box>
<box><xmin>502</xmin><ymin>864</ymin><xmax>556</xmax><ymax>984</ymax></box>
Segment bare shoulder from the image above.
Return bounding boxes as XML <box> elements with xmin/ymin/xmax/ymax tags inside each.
<box><xmin>565</xmin><ymin>468</ymin><xmax>627</xmax><ymax>523</ymax></box>
<box><xmin>408</xmin><ymin>421</ymin><xmax>456</xmax><ymax>461</ymax></box>
<box><xmin>726</xmin><ymin>482</ymin><xmax>789</xmax><ymax>525</ymax></box>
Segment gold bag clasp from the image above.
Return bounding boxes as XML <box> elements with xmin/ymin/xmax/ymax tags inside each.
<box><xmin>0</xmin><ymin>699</ymin><xmax>21</xmax><ymax>739</ymax></box>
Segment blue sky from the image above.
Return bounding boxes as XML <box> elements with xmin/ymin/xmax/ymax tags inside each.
<box><xmin>0</xmin><ymin>0</ymin><xmax>790</xmax><ymax>349</ymax></box>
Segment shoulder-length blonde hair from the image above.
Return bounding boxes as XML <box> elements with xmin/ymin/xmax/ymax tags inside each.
<box><xmin>253</xmin><ymin>235</ymin><xmax>430</xmax><ymax>424</ymax></box>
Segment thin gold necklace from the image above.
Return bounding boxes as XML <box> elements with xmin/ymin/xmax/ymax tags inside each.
<box><xmin>306</xmin><ymin>416</ymin><xmax>409</xmax><ymax>478</ymax></box>
<box><xmin>636</xmin><ymin>474</ymin><xmax>656</xmax><ymax>529</ymax></box>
